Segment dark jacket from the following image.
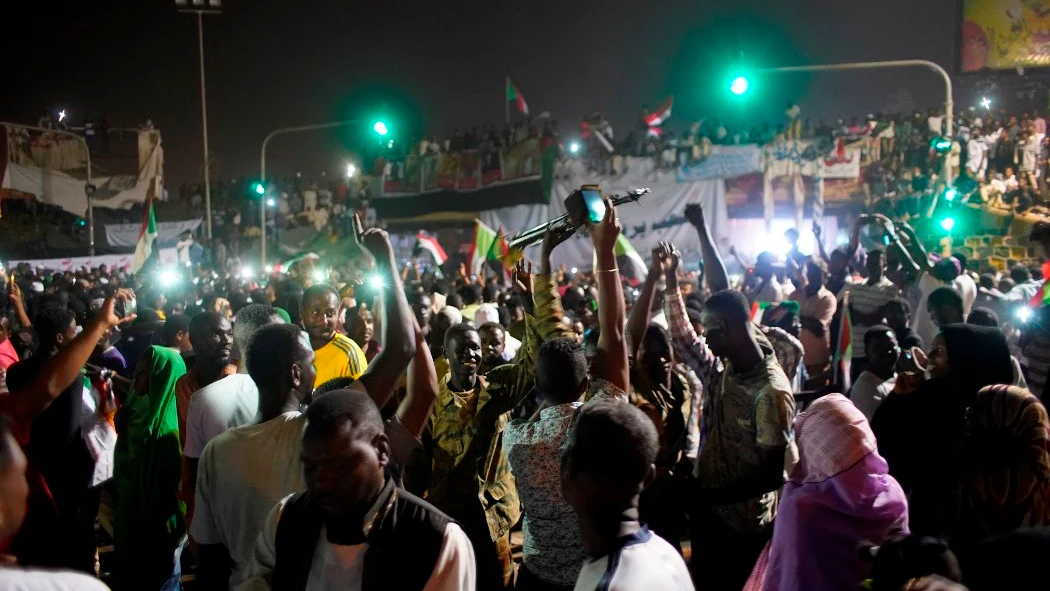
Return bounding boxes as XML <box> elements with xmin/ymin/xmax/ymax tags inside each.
<box><xmin>273</xmin><ymin>478</ymin><xmax>451</xmax><ymax>591</ymax></box>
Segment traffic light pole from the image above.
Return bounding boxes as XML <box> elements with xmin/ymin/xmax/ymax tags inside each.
<box><xmin>259</xmin><ymin>119</ymin><xmax>360</xmax><ymax>267</ymax></box>
<box><xmin>1</xmin><ymin>122</ymin><xmax>95</xmax><ymax>255</ymax></box>
<box><xmin>759</xmin><ymin>59</ymin><xmax>954</xmax><ymax>185</ymax></box>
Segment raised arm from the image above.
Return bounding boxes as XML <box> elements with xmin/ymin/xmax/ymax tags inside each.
<box><xmin>881</xmin><ymin>220</ymin><xmax>922</xmax><ymax>279</ymax></box>
<box><xmin>7</xmin><ymin>290</ymin><xmax>135</xmax><ymax>421</ymax></box>
<box><xmin>813</xmin><ymin>220</ymin><xmax>830</xmax><ymax>266</ymax></box>
<box><xmin>591</xmin><ymin>201</ymin><xmax>630</xmax><ymax>393</ymax></box>
<box><xmin>397</xmin><ymin>319</ymin><xmax>438</xmax><ymax>438</ymax></box>
<box><xmin>356</xmin><ymin>217</ymin><xmax>416</xmax><ymax>408</ymax></box>
<box><xmin>8</xmin><ymin>280</ymin><xmax>31</xmax><ymax>329</ymax></box>
<box><xmin>626</xmin><ymin>247</ymin><xmax>665</xmax><ymax>360</ymax></box>
<box><xmin>684</xmin><ymin>203</ymin><xmax>729</xmax><ymax>293</ymax></box>
<box><xmin>895</xmin><ymin>221</ymin><xmax>932</xmax><ymax>273</ymax></box>
<box><xmin>662</xmin><ymin>243</ymin><xmax>717</xmax><ymax>386</ymax></box>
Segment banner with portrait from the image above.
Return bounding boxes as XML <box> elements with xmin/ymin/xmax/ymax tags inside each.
<box><xmin>961</xmin><ymin>0</ymin><xmax>1050</xmax><ymax>72</ymax></box>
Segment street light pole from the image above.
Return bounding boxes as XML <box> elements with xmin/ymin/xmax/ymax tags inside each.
<box><xmin>1</xmin><ymin>122</ymin><xmax>96</xmax><ymax>255</ymax></box>
<box><xmin>758</xmin><ymin>59</ymin><xmax>954</xmax><ymax>184</ymax></box>
<box><xmin>177</xmin><ymin>0</ymin><xmax>221</xmax><ymax>240</ymax></box>
<box><xmin>259</xmin><ymin>119</ymin><xmax>361</xmax><ymax>267</ymax></box>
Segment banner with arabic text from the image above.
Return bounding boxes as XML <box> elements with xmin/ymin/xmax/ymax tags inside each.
<box><xmin>677</xmin><ymin>145</ymin><xmax>762</xmax><ymax>181</ymax></box>
<box><xmin>8</xmin><ymin>248</ymin><xmax>177</xmax><ymax>273</ymax></box>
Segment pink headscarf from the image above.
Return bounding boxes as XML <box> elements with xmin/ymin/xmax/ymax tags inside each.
<box><xmin>744</xmin><ymin>394</ymin><xmax>909</xmax><ymax>591</ymax></box>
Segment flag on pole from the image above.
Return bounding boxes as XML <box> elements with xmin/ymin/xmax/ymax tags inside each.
<box><xmin>614</xmin><ymin>234</ymin><xmax>647</xmax><ymax>282</ymax></box>
<box><xmin>131</xmin><ymin>197</ymin><xmax>157</xmax><ymax>274</ymax></box>
<box><xmin>642</xmin><ymin>96</ymin><xmax>673</xmax><ymax>127</ymax></box>
<box><xmin>488</xmin><ymin>229</ymin><xmax>524</xmax><ymax>270</ymax></box>
<box><xmin>592</xmin><ymin>234</ymin><xmax>647</xmax><ymax>284</ymax></box>
<box><xmin>470</xmin><ymin>219</ymin><xmax>499</xmax><ymax>276</ymax></box>
<box><xmin>414</xmin><ymin>231</ymin><xmax>448</xmax><ymax>264</ymax></box>
<box><xmin>507</xmin><ymin>78</ymin><xmax>529</xmax><ymax>116</ymax></box>
<box><xmin>832</xmin><ymin>293</ymin><xmax>853</xmax><ymax>391</ymax></box>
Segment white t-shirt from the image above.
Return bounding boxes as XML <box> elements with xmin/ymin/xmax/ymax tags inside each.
<box><xmin>574</xmin><ymin>527</ymin><xmax>693</xmax><ymax>591</ymax></box>
<box><xmin>192</xmin><ymin>412</ymin><xmax>308</xmax><ymax>586</ymax></box>
<box><xmin>913</xmin><ymin>272</ymin><xmax>978</xmax><ymax>347</ymax></box>
<box><xmin>183</xmin><ymin>373</ymin><xmax>260</xmax><ymax>459</ymax></box>
<box><xmin>236</xmin><ymin>494</ymin><xmax>476</xmax><ymax>591</ymax></box>
<box><xmin>0</xmin><ymin>568</ymin><xmax>111</xmax><ymax>590</ymax></box>
<box><xmin>1022</xmin><ymin>136</ymin><xmax>1040</xmax><ymax>172</ymax></box>
<box><xmin>849</xmin><ymin>371</ymin><xmax>896</xmax><ymax>420</ymax></box>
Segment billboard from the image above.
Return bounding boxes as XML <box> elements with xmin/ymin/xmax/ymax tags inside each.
<box><xmin>962</xmin><ymin>0</ymin><xmax>1050</xmax><ymax>72</ymax></box>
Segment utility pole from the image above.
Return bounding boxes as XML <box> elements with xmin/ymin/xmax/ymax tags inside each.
<box><xmin>176</xmin><ymin>0</ymin><xmax>221</xmax><ymax>239</ymax></box>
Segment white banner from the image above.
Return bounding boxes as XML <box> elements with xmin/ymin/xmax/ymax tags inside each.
<box><xmin>481</xmin><ymin>161</ymin><xmax>729</xmax><ymax>270</ymax></box>
<box><xmin>1</xmin><ymin>127</ymin><xmax>163</xmax><ymax>217</ymax></box>
<box><xmin>105</xmin><ymin>219</ymin><xmax>202</xmax><ymax>248</ymax></box>
<box><xmin>8</xmin><ymin>248</ymin><xmax>177</xmax><ymax>273</ymax></box>
<box><xmin>677</xmin><ymin>145</ymin><xmax>762</xmax><ymax>181</ymax></box>
<box><xmin>764</xmin><ymin>138</ymin><xmax>862</xmax><ymax>179</ymax></box>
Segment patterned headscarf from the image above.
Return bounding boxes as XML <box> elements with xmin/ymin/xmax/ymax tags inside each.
<box><xmin>950</xmin><ymin>385</ymin><xmax>1050</xmax><ymax>543</ymax></box>
<box><xmin>745</xmin><ymin>394</ymin><xmax>909</xmax><ymax>591</ymax></box>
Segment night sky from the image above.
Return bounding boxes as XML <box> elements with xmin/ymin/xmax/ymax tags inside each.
<box><xmin>5</xmin><ymin>0</ymin><xmax>962</xmax><ymax>185</ymax></box>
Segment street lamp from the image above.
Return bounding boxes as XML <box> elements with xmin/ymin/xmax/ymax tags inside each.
<box><xmin>346</xmin><ymin>162</ymin><xmax>357</xmax><ymax>178</ymax></box>
<box><xmin>176</xmin><ymin>0</ymin><xmax>221</xmax><ymax>240</ymax></box>
<box><xmin>980</xmin><ymin>96</ymin><xmax>991</xmax><ymax>110</ymax></box>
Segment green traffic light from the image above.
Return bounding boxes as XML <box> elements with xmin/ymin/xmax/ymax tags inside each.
<box><xmin>253</xmin><ymin>182</ymin><xmax>266</xmax><ymax>196</ymax></box>
<box><xmin>730</xmin><ymin>76</ymin><xmax>749</xmax><ymax>95</ymax></box>
<box><xmin>930</xmin><ymin>136</ymin><xmax>952</xmax><ymax>154</ymax></box>
<box><xmin>939</xmin><ymin>217</ymin><xmax>956</xmax><ymax>232</ymax></box>
<box><xmin>373</xmin><ymin>121</ymin><xmax>389</xmax><ymax>136</ymax></box>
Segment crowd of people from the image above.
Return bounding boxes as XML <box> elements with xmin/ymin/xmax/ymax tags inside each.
<box><xmin>3</xmin><ymin>187</ymin><xmax>1050</xmax><ymax>591</ymax></box>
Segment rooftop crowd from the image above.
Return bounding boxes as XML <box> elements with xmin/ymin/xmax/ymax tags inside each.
<box><xmin>2</xmin><ymin>180</ymin><xmax>1050</xmax><ymax>590</ymax></box>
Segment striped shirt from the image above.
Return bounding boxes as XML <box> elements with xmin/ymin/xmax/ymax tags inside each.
<box><xmin>840</xmin><ymin>277</ymin><xmax>899</xmax><ymax>358</ymax></box>
<box><xmin>312</xmin><ymin>333</ymin><xmax>367</xmax><ymax>389</ymax></box>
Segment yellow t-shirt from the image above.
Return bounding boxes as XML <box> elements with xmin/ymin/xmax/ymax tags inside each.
<box><xmin>313</xmin><ymin>333</ymin><xmax>368</xmax><ymax>389</ymax></box>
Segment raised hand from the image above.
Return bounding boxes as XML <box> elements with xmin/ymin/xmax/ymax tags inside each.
<box><xmin>650</xmin><ymin>245</ymin><xmax>667</xmax><ymax>275</ymax></box>
<box><xmin>100</xmin><ymin>289</ymin><xmax>137</xmax><ymax>329</ymax></box>
<box><xmin>360</xmin><ymin>226</ymin><xmax>396</xmax><ymax>270</ymax></box>
<box><xmin>589</xmin><ymin>199</ymin><xmax>621</xmax><ymax>258</ymax></box>
<box><xmin>684</xmin><ymin>203</ymin><xmax>705</xmax><ymax>228</ymax></box>
<box><xmin>661</xmin><ymin>242</ymin><xmax>682</xmax><ymax>288</ymax></box>
<box><xmin>8</xmin><ymin>279</ymin><xmax>21</xmax><ymax>306</ymax></box>
<box><xmin>513</xmin><ymin>259</ymin><xmax>534</xmax><ymax>296</ymax></box>
<box><xmin>541</xmin><ymin>223</ymin><xmax>577</xmax><ymax>274</ymax></box>
<box><xmin>663</xmin><ymin>242</ymin><xmax>682</xmax><ymax>275</ymax></box>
